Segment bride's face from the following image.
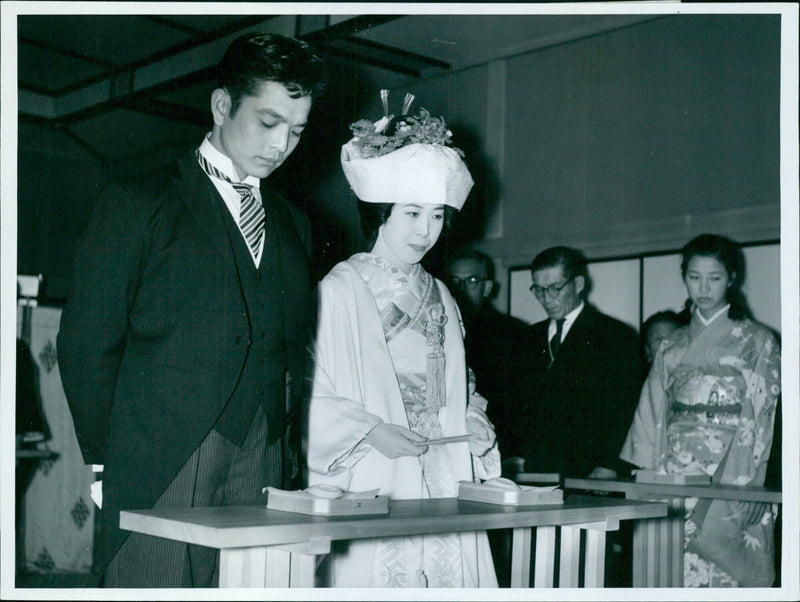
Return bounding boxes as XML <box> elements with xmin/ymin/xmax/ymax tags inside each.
<box><xmin>372</xmin><ymin>203</ymin><xmax>446</xmax><ymax>273</ymax></box>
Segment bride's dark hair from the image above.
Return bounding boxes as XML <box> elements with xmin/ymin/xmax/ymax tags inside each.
<box><xmin>357</xmin><ymin>201</ymin><xmax>455</xmax><ymax>248</ymax></box>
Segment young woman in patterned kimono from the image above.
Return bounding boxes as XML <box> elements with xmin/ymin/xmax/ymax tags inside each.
<box><xmin>621</xmin><ymin>234</ymin><xmax>781</xmax><ymax>587</ymax></box>
<box><xmin>306</xmin><ymin>95</ymin><xmax>500</xmax><ymax>588</ymax></box>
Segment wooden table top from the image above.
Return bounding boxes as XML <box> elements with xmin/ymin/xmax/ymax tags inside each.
<box><xmin>564</xmin><ymin>478</ymin><xmax>782</xmax><ymax>503</ymax></box>
<box><xmin>120</xmin><ymin>493</ymin><xmax>666</xmax><ymax>550</ymax></box>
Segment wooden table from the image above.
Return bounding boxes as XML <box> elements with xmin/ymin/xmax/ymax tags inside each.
<box><xmin>565</xmin><ymin>478</ymin><xmax>782</xmax><ymax>587</ymax></box>
<box><xmin>121</xmin><ymin>493</ymin><xmax>666</xmax><ymax>588</ymax></box>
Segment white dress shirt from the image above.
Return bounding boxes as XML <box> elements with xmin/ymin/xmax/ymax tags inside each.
<box><xmin>198</xmin><ymin>133</ymin><xmax>264</xmax><ymax>267</ymax></box>
<box><xmin>548</xmin><ymin>301</ymin><xmax>585</xmax><ymax>345</ymax></box>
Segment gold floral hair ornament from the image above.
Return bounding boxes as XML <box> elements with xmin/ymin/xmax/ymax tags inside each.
<box><xmin>348</xmin><ymin>90</ymin><xmax>462</xmax><ymax>159</ymax></box>
<box><xmin>341</xmin><ymin>90</ymin><xmax>474</xmax><ymax>210</ymax></box>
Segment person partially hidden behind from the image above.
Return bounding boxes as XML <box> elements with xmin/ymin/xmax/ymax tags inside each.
<box><xmin>640</xmin><ymin>310</ymin><xmax>686</xmax><ymax>380</ymax></box>
<box><xmin>512</xmin><ymin>246</ymin><xmax>643</xmax><ymax>481</ymax></box>
<box><xmin>444</xmin><ymin>247</ymin><xmax>528</xmax><ymax>454</ymax></box>
<box><xmin>57</xmin><ymin>33</ymin><xmax>326</xmax><ymax>587</ymax></box>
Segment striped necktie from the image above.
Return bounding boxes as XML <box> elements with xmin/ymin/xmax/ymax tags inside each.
<box><xmin>196</xmin><ymin>150</ymin><xmax>265</xmax><ymax>257</ymax></box>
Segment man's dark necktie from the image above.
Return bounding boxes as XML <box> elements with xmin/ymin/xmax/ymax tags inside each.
<box><xmin>549</xmin><ymin>318</ymin><xmax>566</xmax><ymax>359</ymax></box>
<box><xmin>196</xmin><ymin>150</ymin><xmax>265</xmax><ymax>257</ymax></box>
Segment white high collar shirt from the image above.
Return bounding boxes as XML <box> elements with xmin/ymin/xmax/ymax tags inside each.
<box><xmin>548</xmin><ymin>300</ymin><xmax>585</xmax><ymax>345</ymax></box>
<box><xmin>197</xmin><ymin>134</ymin><xmax>264</xmax><ymax>267</ymax></box>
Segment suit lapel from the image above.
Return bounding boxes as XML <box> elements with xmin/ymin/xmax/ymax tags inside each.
<box><xmin>175</xmin><ymin>153</ymin><xmax>235</xmax><ymax>261</ymax></box>
<box><xmin>558</xmin><ymin>306</ymin><xmax>588</xmax><ymax>355</ymax></box>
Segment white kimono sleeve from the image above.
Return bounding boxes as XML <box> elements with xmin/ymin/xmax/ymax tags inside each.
<box><xmin>307</xmin><ymin>274</ymin><xmax>383</xmax><ymax>477</ymax></box>
<box><xmin>466</xmin><ymin>368</ymin><xmax>501</xmax><ymax>480</ymax></box>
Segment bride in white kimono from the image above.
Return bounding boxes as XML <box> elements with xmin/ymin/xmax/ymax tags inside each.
<box><xmin>307</xmin><ymin>94</ymin><xmax>501</xmax><ymax>588</ymax></box>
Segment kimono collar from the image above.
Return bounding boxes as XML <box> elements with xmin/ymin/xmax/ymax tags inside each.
<box><xmin>695</xmin><ymin>304</ymin><xmax>731</xmax><ymax>327</ymax></box>
<box><xmin>347</xmin><ymin>253</ymin><xmax>431</xmax><ymax>318</ymax></box>
<box><xmin>690</xmin><ymin>304</ymin><xmax>733</xmax><ymax>339</ymax></box>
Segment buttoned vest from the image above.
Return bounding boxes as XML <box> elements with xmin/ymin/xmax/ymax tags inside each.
<box><xmin>212</xmin><ymin>198</ymin><xmax>289</xmax><ymax>446</ymax></box>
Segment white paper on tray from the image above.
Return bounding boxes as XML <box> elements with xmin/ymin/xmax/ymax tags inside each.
<box><xmin>265</xmin><ymin>486</ymin><xmax>389</xmax><ymax>515</ymax></box>
<box><xmin>481</xmin><ymin>477</ymin><xmax>559</xmax><ymax>492</ymax></box>
<box><xmin>457</xmin><ymin>479</ymin><xmax>564</xmax><ymax>505</ymax></box>
<box><xmin>263</xmin><ymin>485</ymin><xmax>380</xmax><ymax>499</ymax></box>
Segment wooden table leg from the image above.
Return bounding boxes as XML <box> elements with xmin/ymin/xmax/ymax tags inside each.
<box><xmin>632</xmin><ymin>517</ymin><xmax>648</xmax><ymax>587</ymax></box>
<box><xmin>220</xmin><ymin>547</ymin><xmax>272</xmax><ymax>587</ymax></box>
<box><xmin>630</xmin><ymin>493</ymin><xmax>684</xmax><ymax>587</ymax></box>
<box><xmin>218</xmin><ymin>538</ymin><xmax>330</xmax><ymax>588</ymax></box>
<box><xmin>559</xmin><ymin>525</ymin><xmax>581</xmax><ymax>587</ymax></box>
<box><xmin>669</xmin><ymin>497</ymin><xmax>684</xmax><ymax>587</ymax></box>
<box><xmin>557</xmin><ymin>519</ymin><xmax>618</xmax><ymax>588</ymax></box>
<box><xmin>581</xmin><ymin>518</ymin><xmax>618</xmax><ymax>588</ymax></box>
<box><xmin>510</xmin><ymin>527</ymin><xmax>532</xmax><ymax>587</ymax></box>
<box><xmin>533</xmin><ymin>526</ymin><xmax>556</xmax><ymax>588</ymax></box>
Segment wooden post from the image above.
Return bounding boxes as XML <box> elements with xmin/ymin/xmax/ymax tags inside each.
<box><xmin>533</xmin><ymin>526</ymin><xmax>556</xmax><ymax>587</ymax></box>
<box><xmin>559</xmin><ymin>525</ymin><xmax>581</xmax><ymax>587</ymax></box>
<box><xmin>510</xmin><ymin>527</ymin><xmax>532</xmax><ymax>587</ymax></box>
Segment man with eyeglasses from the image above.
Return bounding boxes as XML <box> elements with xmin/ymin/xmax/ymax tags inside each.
<box><xmin>444</xmin><ymin>248</ymin><xmax>528</xmax><ymax>454</ymax></box>
<box><xmin>445</xmin><ymin>247</ymin><xmax>529</xmax><ymax>586</ymax></box>
<box><xmin>512</xmin><ymin>246</ymin><xmax>642</xmax><ymax>483</ymax></box>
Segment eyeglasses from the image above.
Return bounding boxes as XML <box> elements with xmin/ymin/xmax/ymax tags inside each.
<box><xmin>448</xmin><ymin>275</ymin><xmax>484</xmax><ymax>291</ymax></box>
<box><xmin>530</xmin><ymin>278</ymin><xmax>573</xmax><ymax>299</ymax></box>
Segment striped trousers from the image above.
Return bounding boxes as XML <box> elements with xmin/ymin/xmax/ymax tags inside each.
<box><xmin>104</xmin><ymin>405</ymin><xmax>282</xmax><ymax>587</ymax></box>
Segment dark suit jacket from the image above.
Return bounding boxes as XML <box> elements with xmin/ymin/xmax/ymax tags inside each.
<box><xmin>57</xmin><ymin>152</ymin><xmax>314</xmax><ymax>568</ymax></box>
<box><xmin>461</xmin><ymin>305</ymin><xmax>529</xmax><ymax>455</ymax></box>
<box><xmin>510</xmin><ymin>304</ymin><xmax>642</xmax><ymax>479</ymax></box>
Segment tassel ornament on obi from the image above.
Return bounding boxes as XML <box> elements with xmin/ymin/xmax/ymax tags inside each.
<box><xmin>425</xmin><ymin>303</ymin><xmax>448</xmax><ymax>409</ymax></box>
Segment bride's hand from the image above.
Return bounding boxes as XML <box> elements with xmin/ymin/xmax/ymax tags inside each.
<box><xmin>466</xmin><ymin>415</ymin><xmax>496</xmax><ymax>457</ymax></box>
<box><xmin>365</xmin><ymin>423</ymin><xmax>428</xmax><ymax>458</ymax></box>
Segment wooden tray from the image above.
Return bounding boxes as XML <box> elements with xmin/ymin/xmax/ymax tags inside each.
<box><xmin>633</xmin><ymin>470</ymin><xmax>711</xmax><ymax>485</ymax></box>
<box><xmin>266</xmin><ymin>488</ymin><xmax>390</xmax><ymax>516</ymax></box>
<box><xmin>457</xmin><ymin>481</ymin><xmax>563</xmax><ymax>506</ymax></box>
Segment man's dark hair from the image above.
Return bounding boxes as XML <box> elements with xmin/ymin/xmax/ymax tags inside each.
<box><xmin>357</xmin><ymin>201</ymin><xmax>456</xmax><ymax>248</ymax></box>
<box><xmin>530</xmin><ymin>246</ymin><xmax>588</xmax><ymax>281</ymax></box>
<box><xmin>446</xmin><ymin>247</ymin><xmax>495</xmax><ymax>282</ymax></box>
<box><xmin>218</xmin><ymin>33</ymin><xmax>327</xmax><ymax>115</ymax></box>
<box><xmin>640</xmin><ymin>310</ymin><xmax>685</xmax><ymax>346</ymax></box>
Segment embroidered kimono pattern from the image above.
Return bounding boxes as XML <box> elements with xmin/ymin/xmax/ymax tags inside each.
<box><xmin>349</xmin><ymin>253</ymin><xmax>463</xmax><ymax>587</ymax></box>
<box><xmin>621</xmin><ymin>310</ymin><xmax>780</xmax><ymax>587</ymax></box>
<box><xmin>306</xmin><ymin>256</ymin><xmax>500</xmax><ymax>588</ymax></box>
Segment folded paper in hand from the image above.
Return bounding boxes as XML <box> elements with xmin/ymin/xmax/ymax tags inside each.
<box><xmin>266</xmin><ymin>485</ymin><xmax>389</xmax><ymax>515</ymax></box>
<box><xmin>415</xmin><ymin>433</ymin><xmax>477</xmax><ymax>446</ymax></box>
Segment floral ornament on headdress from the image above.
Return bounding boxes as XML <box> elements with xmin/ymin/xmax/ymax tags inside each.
<box><xmin>341</xmin><ymin>90</ymin><xmax>474</xmax><ymax>209</ymax></box>
<box><xmin>347</xmin><ymin>90</ymin><xmax>464</xmax><ymax>159</ymax></box>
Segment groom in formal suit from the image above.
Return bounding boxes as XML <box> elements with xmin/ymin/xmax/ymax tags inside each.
<box><xmin>57</xmin><ymin>33</ymin><xmax>326</xmax><ymax>587</ymax></box>
<box><xmin>511</xmin><ymin>246</ymin><xmax>642</xmax><ymax>481</ymax></box>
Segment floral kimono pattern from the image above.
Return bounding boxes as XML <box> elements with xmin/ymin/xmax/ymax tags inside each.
<box><xmin>621</xmin><ymin>310</ymin><xmax>780</xmax><ymax>587</ymax></box>
<box><xmin>350</xmin><ymin>253</ymin><xmax>464</xmax><ymax>587</ymax></box>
